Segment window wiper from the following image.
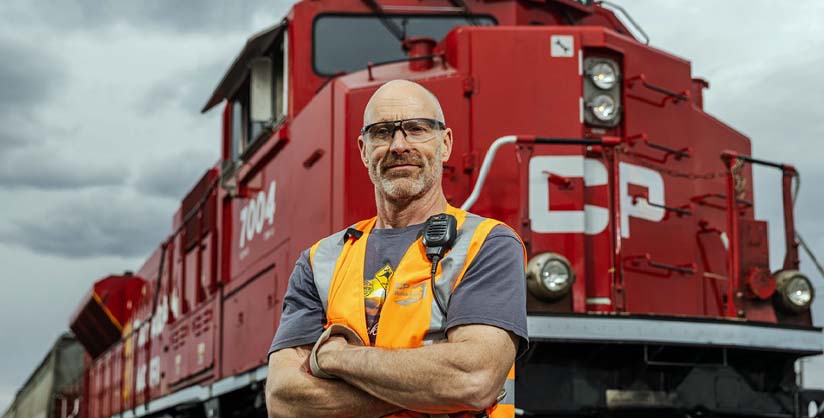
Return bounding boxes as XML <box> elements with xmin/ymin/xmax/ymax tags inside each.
<box><xmin>361</xmin><ymin>0</ymin><xmax>406</xmax><ymax>42</ymax></box>
<box><xmin>448</xmin><ymin>0</ymin><xmax>479</xmax><ymax>25</ymax></box>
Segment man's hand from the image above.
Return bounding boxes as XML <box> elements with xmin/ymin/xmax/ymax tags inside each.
<box><xmin>265</xmin><ymin>345</ymin><xmax>402</xmax><ymax>418</ymax></box>
<box><xmin>316</xmin><ymin>335</ymin><xmax>348</xmax><ymax>373</ymax></box>
<box><xmin>313</xmin><ymin>324</ymin><xmax>517</xmax><ymax>415</ymax></box>
<box><xmin>310</xmin><ymin>324</ymin><xmax>366</xmax><ymax>379</ymax></box>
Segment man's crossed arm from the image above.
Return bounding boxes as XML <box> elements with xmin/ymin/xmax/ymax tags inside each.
<box><xmin>265</xmin><ymin>324</ymin><xmax>517</xmax><ymax>418</ymax></box>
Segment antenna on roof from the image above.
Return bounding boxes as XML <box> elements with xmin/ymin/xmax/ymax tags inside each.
<box><xmin>362</xmin><ymin>0</ymin><xmax>406</xmax><ymax>42</ymax></box>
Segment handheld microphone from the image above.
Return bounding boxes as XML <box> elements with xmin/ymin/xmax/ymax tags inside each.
<box><xmin>422</xmin><ymin>214</ymin><xmax>457</xmax><ymax>319</ymax></box>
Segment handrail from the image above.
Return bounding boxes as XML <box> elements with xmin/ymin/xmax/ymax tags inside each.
<box><xmin>626</xmin><ymin>74</ymin><xmax>690</xmax><ymax>107</ymax></box>
<box><xmin>460</xmin><ymin>135</ymin><xmax>620</xmax><ymax>210</ymax></box>
<box><xmin>692</xmin><ymin>193</ymin><xmax>752</xmax><ymax>211</ymax></box>
<box><xmin>720</xmin><ymin>150</ymin><xmax>798</xmax><ymax>318</ymax></box>
<box><xmin>597</xmin><ymin>0</ymin><xmax>650</xmax><ymax>45</ymax></box>
<box><xmin>625</xmin><ymin>133</ymin><xmax>691</xmax><ymax>164</ymax></box>
<box><xmin>624</xmin><ymin>253</ymin><xmax>697</xmax><ymax>277</ymax></box>
<box><xmin>460</xmin><ymin>135</ymin><xmax>517</xmax><ymax>211</ymax></box>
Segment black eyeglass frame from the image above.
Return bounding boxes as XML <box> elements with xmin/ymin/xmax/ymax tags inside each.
<box><xmin>360</xmin><ymin>118</ymin><xmax>447</xmax><ymax>141</ymax></box>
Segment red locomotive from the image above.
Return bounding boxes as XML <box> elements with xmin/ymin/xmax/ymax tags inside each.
<box><xmin>5</xmin><ymin>1</ymin><xmax>822</xmax><ymax>418</ymax></box>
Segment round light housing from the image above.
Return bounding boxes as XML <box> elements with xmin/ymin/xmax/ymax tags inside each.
<box><xmin>589</xmin><ymin>62</ymin><xmax>618</xmax><ymax>90</ymax></box>
<box><xmin>527</xmin><ymin>252</ymin><xmax>575</xmax><ymax>301</ymax></box>
<box><xmin>774</xmin><ymin>270</ymin><xmax>814</xmax><ymax>313</ymax></box>
<box><xmin>787</xmin><ymin>277</ymin><xmax>813</xmax><ymax>306</ymax></box>
<box><xmin>588</xmin><ymin>94</ymin><xmax>618</xmax><ymax>122</ymax></box>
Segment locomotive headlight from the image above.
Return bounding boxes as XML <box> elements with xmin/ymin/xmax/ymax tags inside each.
<box><xmin>588</xmin><ymin>94</ymin><xmax>618</xmax><ymax>122</ymax></box>
<box><xmin>583</xmin><ymin>56</ymin><xmax>621</xmax><ymax>128</ymax></box>
<box><xmin>775</xmin><ymin>270</ymin><xmax>814</xmax><ymax>313</ymax></box>
<box><xmin>527</xmin><ymin>252</ymin><xmax>575</xmax><ymax>301</ymax></box>
<box><xmin>589</xmin><ymin>62</ymin><xmax>618</xmax><ymax>90</ymax></box>
<box><xmin>788</xmin><ymin>279</ymin><xmax>813</xmax><ymax>306</ymax></box>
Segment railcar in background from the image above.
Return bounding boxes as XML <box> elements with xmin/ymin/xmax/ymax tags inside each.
<box><xmin>2</xmin><ymin>334</ymin><xmax>85</xmax><ymax>418</ymax></box>
<box><xmin>6</xmin><ymin>1</ymin><xmax>823</xmax><ymax>417</ymax></box>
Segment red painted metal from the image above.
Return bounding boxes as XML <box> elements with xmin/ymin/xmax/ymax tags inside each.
<box><xmin>69</xmin><ymin>274</ymin><xmax>145</xmax><ymax>358</ymax></box>
<box><xmin>608</xmin><ymin>146</ymin><xmax>623</xmax><ymax>311</ymax></box>
<box><xmin>516</xmin><ymin>143</ymin><xmax>533</xmax><ymax>254</ymax></box>
<box><xmin>403</xmin><ymin>38</ymin><xmax>438</xmax><ymax>71</ymax></box>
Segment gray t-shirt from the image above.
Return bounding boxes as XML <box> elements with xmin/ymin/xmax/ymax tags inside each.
<box><xmin>268</xmin><ymin>223</ymin><xmax>528</xmax><ymax>354</ymax></box>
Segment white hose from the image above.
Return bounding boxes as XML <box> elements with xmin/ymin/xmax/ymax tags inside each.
<box><xmin>460</xmin><ymin>135</ymin><xmax>517</xmax><ymax>211</ymax></box>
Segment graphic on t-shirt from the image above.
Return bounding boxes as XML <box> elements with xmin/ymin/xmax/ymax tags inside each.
<box><xmin>365</xmin><ymin>261</ymin><xmax>394</xmax><ymax>343</ymax></box>
<box><xmin>393</xmin><ymin>281</ymin><xmax>427</xmax><ymax>306</ymax></box>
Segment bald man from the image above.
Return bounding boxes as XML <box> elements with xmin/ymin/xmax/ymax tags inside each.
<box><xmin>265</xmin><ymin>80</ymin><xmax>527</xmax><ymax>418</ymax></box>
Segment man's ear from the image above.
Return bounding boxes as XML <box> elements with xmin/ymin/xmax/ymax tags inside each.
<box><xmin>441</xmin><ymin>128</ymin><xmax>453</xmax><ymax>162</ymax></box>
<box><xmin>358</xmin><ymin>136</ymin><xmax>369</xmax><ymax>167</ymax></box>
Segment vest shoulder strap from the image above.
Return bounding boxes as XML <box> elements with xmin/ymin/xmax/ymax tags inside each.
<box><xmin>310</xmin><ymin>218</ymin><xmax>375</xmax><ymax>312</ymax></box>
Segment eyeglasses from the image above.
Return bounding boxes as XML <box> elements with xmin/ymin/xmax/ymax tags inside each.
<box><xmin>360</xmin><ymin>118</ymin><xmax>446</xmax><ymax>144</ymax></box>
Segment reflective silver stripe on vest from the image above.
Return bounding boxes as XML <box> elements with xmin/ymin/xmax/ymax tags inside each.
<box><xmin>501</xmin><ymin>377</ymin><xmax>515</xmax><ymax>405</ymax></box>
<box><xmin>312</xmin><ymin>227</ymin><xmax>352</xmax><ymax>312</ymax></box>
<box><xmin>426</xmin><ymin>213</ymin><xmax>486</xmax><ymax>340</ymax></box>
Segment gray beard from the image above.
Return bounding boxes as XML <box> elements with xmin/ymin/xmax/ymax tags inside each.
<box><xmin>369</xmin><ymin>146</ymin><xmax>443</xmax><ymax>204</ymax></box>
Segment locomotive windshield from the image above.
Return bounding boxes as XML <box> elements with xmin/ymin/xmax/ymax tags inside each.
<box><xmin>313</xmin><ymin>14</ymin><xmax>496</xmax><ymax>76</ymax></box>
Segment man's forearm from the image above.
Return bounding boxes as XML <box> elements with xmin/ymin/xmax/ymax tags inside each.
<box><xmin>266</xmin><ymin>347</ymin><xmax>402</xmax><ymax>418</ymax></box>
<box><xmin>318</xmin><ymin>329</ymin><xmax>513</xmax><ymax>414</ymax></box>
<box><xmin>267</xmin><ymin>368</ymin><xmax>399</xmax><ymax>418</ymax></box>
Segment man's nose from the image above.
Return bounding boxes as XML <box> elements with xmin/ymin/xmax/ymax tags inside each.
<box><xmin>388</xmin><ymin>127</ymin><xmax>412</xmax><ymax>153</ymax></box>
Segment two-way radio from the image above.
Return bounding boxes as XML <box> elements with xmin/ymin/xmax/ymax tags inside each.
<box><xmin>422</xmin><ymin>213</ymin><xmax>458</xmax><ymax>319</ymax></box>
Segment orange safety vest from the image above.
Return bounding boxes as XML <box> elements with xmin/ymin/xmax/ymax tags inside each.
<box><xmin>309</xmin><ymin>205</ymin><xmax>519</xmax><ymax>418</ymax></box>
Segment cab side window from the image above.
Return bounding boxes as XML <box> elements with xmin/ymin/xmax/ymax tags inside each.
<box><xmin>228</xmin><ymin>30</ymin><xmax>288</xmax><ymax>163</ymax></box>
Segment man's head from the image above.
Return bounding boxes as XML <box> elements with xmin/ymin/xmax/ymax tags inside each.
<box><xmin>358</xmin><ymin>80</ymin><xmax>453</xmax><ymax>205</ymax></box>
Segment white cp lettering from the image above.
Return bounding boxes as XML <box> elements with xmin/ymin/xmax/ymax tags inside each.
<box><xmin>529</xmin><ymin>156</ymin><xmax>665</xmax><ymax>238</ymax></box>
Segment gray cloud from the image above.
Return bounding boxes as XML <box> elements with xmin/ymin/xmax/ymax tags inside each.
<box><xmin>0</xmin><ymin>190</ymin><xmax>172</xmax><ymax>258</ymax></box>
<box><xmin>0</xmin><ymin>0</ymin><xmax>281</xmax><ymax>34</ymax></box>
<box><xmin>710</xmin><ymin>54</ymin><xmax>824</xmax><ymax>151</ymax></box>
<box><xmin>0</xmin><ymin>38</ymin><xmax>65</xmax><ymax>154</ymax></box>
<box><xmin>139</xmin><ymin>59</ymin><xmax>228</xmax><ymax>116</ymax></box>
<box><xmin>794</xmin><ymin>166</ymin><xmax>824</xmax><ymax>257</ymax></box>
<box><xmin>135</xmin><ymin>148</ymin><xmax>218</xmax><ymax>199</ymax></box>
<box><xmin>0</xmin><ymin>147</ymin><xmax>127</xmax><ymax>190</ymax></box>
<box><xmin>0</xmin><ymin>114</ymin><xmax>35</xmax><ymax>152</ymax></box>
<box><xmin>0</xmin><ymin>38</ymin><xmax>63</xmax><ymax>112</ymax></box>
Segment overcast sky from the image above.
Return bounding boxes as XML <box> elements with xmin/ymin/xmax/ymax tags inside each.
<box><xmin>1</xmin><ymin>0</ymin><xmax>823</xmax><ymax>412</ymax></box>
